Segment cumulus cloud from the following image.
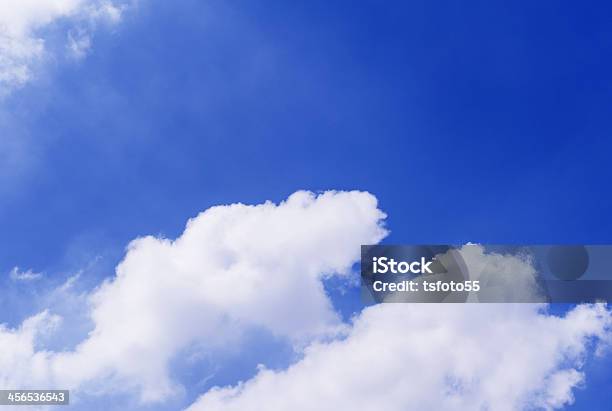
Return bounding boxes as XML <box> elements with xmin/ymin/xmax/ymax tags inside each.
<box><xmin>1</xmin><ymin>191</ymin><xmax>611</xmax><ymax>410</ymax></box>
<box><xmin>0</xmin><ymin>0</ymin><xmax>126</xmax><ymax>94</ymax></box>
<box><xmin>187</xmin><ymin>303</ymin><xmax>612</xmax><ymax>411</ymax></box>
<box><xmin>0</xmin><ymin>190</ymin><xmax>387</xmax><ymax>401</ymax></box>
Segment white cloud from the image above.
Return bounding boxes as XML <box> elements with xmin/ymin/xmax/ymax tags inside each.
<box><xmin>380</xmin><ymin>245</ymin><xmax>545</xmax><ymax>303</ymax></box>
<box><xmin>9</xmin><ymin>266</ymin><xmax>43</xmax><ymax>281</ymax></box>
<box><xmin>0</xmin><ymin>0</ymin><xmax>126</xmax><ymax>94</ymax></box>
<box><xmin>1</xmin><ymin>192</ymin><xmax>611</xmax><ymax>410</ymax></box>
<box><xmin>0</xmin><ymin>310</ymin><xmax>61</xmax><ymax>389</ymax></box>
<box><xmin>187</xmin><ymin>303</ymin><xmax>612</xmax><ymax>411</ymax></box>
<box><xmin>67</xmin><ymin>29</ymin><xmax>92</xmax><ymax>59</ymax></box>
<box><xmin>0</xmin><ymin>190</ymin><xmax>387</xmax><ymax>401</ymax></box>
<box><xmin>458</xmin><ymin>244</ymin><xmax>545</xmax><ymax>303</ymax></box>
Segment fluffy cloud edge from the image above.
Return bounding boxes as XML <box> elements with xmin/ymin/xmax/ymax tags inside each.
<box><xmin>0</xmin><ymin>190</ymin><xmax>388</xmax><ymax>403</ymax></box>
<box><xmin>186</xmin><ymin>302</ymin><xmax>612</xmax><ymax>411</ymax></box>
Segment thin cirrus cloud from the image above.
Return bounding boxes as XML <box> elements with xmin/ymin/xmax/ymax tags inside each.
<box><xmin>0</xmin><ymin>1</ymin><xmax>127</xmax><ymax>191</ymax></box>
<box><xmin>9</xmin><ymin>266</ymin><xmax>43</xmax><ymax>281</ymax></box>
<box><xmin>0</xmin><ymin>0</ymin><xmax>125</xmax><ymax>95</ymax></box>
<box><xmin>0</xmin><ymin>190</ymin><xmax>388</xmax><ymax>402</ymax></box>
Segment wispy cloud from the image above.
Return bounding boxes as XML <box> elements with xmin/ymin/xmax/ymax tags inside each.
<box><xmin>9</xmin><ymin>266</ymin><xmax>43</xmax><ymax>281</ymax></box>
<box><xmin>0</xmin><ymin>0</ymin><xmax>127</xmax><ymax>95</ymax></box>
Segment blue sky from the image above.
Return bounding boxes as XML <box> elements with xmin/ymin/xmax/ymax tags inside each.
<box><xmin>1</xmin><ymin>1</ymin><xmax>612</xmax><ymax>410</ymax></box>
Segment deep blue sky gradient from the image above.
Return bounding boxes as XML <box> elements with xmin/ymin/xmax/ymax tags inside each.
<box><xmin>1</xmin><ymin>1</ymin><xmax>611</xmax><ymax>409</ymax></box>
